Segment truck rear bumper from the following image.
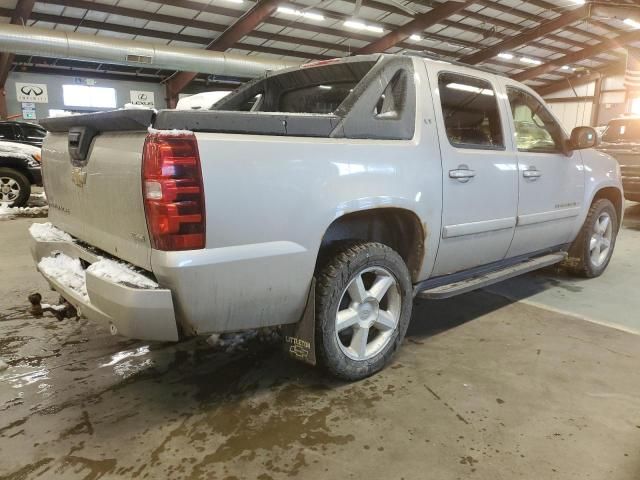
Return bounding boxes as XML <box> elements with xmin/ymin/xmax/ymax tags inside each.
<box><xmin>30</xmin><ymin>233</ymin><xmax>179</xmax><ymax>342</ymax></box>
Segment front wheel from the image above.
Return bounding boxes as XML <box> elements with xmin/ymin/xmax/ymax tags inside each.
<box><xmin>565</xmin><ymin>198</ymin><xmax>618</xmax><ymax>278</ymax></box>
<box><xmin>315</xmin><ymin>242</ymin><xmax>413</xmax><ymax>381</ymax></box>
<box><xmin>0</xmin><ymin>168</ymin><xmax>31</xmax><ymax>208</ymax></box>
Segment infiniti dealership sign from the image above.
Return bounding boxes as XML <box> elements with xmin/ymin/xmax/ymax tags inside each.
<box><xmin>15</xmin><ymin>82</ymin><xmax>49</xmax><ymax>103</ymax></box>
<box><xmin>130</xmin><ymin>90</ymin><xmax>155</xmax><ymax>108</ymax></box>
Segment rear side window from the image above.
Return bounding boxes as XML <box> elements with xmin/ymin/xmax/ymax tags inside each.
<box><xmin>0</xmin><ymin>125</ymin><xmax>15</xmax><ymax>140</ymax></box>
<box><xmin>21</xmin><ymin>125</ymin><xmax>46</xmax><ymax>141</ymax></box>
<box><xmin>602</xmin><ymin>119</ymin><xmax>640</xmax><ymax>143</ymax></box>
<box><xmin>438</xmin><ymin>73</ymin><xmax>504</xmax><ymax>150</ymax></box>
<box><xmin>374</xmin><ymin>70</ymin><xmax>410</xmax><ymax>119</ymax></box>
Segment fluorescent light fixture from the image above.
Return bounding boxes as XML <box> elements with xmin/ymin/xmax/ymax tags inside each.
<box><xmin>498</xmin><ymin>52</ymin><xmax>514</xmax><ymax>60</ymax></box>
<box><xmin>561</xmin><ymin>65</ymin><xmax>574</xmax><ymax>71</ymax></box>
<box><xmin>223</xmin><ymin>0</ymin><xmax>243</xmax><ymax>3</ymax></box>
<box><xmin>624</xmin><ymin>18</ymin><xmax>640</xmax><ymax>29</ymax></box>
<box><xmin>520</xmin><ymin>56</ymin><xmax>542</xmax><ymax>65</ymax></box>
<box><xmin>446</xmin><ymin>83</ymin><xmax>494</xmax><ymax>96</ymax></box>
<box><xmin>344</xmin><ymin>20</ymin><xmax>383</xmax><ymax>33</ymax></box>
<box><xmin>277</xmin><ymin>6</ymin><xmax>324</xmax><ymax>21</ymax></box>
<box><xmin>409</xmin><ymin>34</ymin><xmax>422</xmax><ymax>41</ymax></box>
<box><xmin>318</xmin><ymin>85</ymin><xmax>332</xmax><ymax>90</ymax></box>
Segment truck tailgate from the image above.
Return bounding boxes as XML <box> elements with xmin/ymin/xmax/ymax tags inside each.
<box><xmin>42</xmin><ymin>131</ymin><xmax>152</xmax><ymax>270</ymax></box>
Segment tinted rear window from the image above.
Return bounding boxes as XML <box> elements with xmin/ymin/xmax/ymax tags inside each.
<box><xmin>602</xmin><ymin>119</ymin><xmax>640</xmax><ymax>143</ymax></box>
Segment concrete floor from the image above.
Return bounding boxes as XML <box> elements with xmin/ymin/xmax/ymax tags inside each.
<box><xmin>488</xmin><ymin>202</ymin><xmax>640</xmax><ymax>334</ymax></box>
<box><xmin>1</xmin><ymin>205</ymin><xmax>640</xmax><ymax>479</ymax></box>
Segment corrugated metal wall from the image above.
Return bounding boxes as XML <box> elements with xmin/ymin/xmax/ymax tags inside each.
<box><xmin>543</xmin><ymin>75</ymin><xmax>630</xmax><ymax>131</ymax></box>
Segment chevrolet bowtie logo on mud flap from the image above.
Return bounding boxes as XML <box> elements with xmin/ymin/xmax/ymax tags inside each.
<box><xmin>71</xmin><ymin>167</ymin><xmax>87</xmax><ymax>187</ymax></box>
<box><xmin>285</xmin><ymin>336</ymin><xmax>311</xmax><ymax>360</ymax></box>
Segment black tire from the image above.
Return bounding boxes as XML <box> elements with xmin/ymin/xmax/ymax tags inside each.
<box><xmin>0</xmin><ymin>167</ymin><xmax>31</xmax><ymax>208</ymax></box>
<box><xmin>565</xmin><ymin>198</ymin><xmax>618</xmax><ymax>278</ymax></box>
<box><xmin>315</xmin><ymin>242</ymin><xmax>413</xmax><ymax>381</ymax></box>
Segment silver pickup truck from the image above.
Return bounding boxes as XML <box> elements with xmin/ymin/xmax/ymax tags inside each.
<box><xmin>31</xmin><ymin>54</ymin><xmax>623</xmax><ymax>380</ymax></box>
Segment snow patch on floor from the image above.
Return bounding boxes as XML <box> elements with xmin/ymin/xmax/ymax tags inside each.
<box><xmin>87</xmin><ymin>259</ymin><xmax>158</xmax><ymax>289</ymax></box>
<box><xmin>0</xmin><ymin>204</ymin><xmax>48</xmax><ymax>218</ymax></box>
<box><xmin>38</xmin><ymin>253</ymin><xmax>88</xmax><ymax>301</ymax></box>
<box><xmin>29</xmin><ymin>222</ymin><xmax>72</xmax><ymax>242</ymax></box>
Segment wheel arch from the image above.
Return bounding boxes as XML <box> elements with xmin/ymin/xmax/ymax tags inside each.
<box><xmin>317</xmin><ymin>207</ymin><xmax>426</xmax><ymax>282</ymax></box>
<box><xmin>0</xmin><ymin>160</ymin><xmax>34</xmax><ymax>184</ymax></box>
<box><xmin>592</xmin><ymin>186</ymin><xmax>623</xmax><ymax>231</ymax></box>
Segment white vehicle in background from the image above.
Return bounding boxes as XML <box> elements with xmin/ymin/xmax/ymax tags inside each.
<box><xmin>31</xmin><ymin>54</ymin><xmax>622</xmax><ymax>380</ymax></box>
<box><xmin>176</xmin><ymin>91</ymin><xmax>231</xmax><ymax>110</ymax></box>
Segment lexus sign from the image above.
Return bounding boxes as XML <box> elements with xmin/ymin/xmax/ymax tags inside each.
<box><xmin>16</xmin><ymin>82</ymin><xmax>49</xmax><ymax>103</ymax></box>
<box><xmin>130</xmin><ymin>90</ymin><xmax>155</xmax><ymax>108</ymax></box>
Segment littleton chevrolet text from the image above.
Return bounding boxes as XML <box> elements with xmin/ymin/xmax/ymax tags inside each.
<box><xmin>31</xmin><ymin>54</ymin><xmax>623</xmax><ymax>380</ymax></box>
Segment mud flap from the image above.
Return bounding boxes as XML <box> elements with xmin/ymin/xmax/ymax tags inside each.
<box><xmin>282</xmin><ymin>277</ymin><xmax>316</xmax><ymax>366</ymax></box>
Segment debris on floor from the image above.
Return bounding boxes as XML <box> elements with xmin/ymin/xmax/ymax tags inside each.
<box><xmin>0</xmin><ymin>359</ymin><xmax>7</xmax><ymax>372</ymax></box>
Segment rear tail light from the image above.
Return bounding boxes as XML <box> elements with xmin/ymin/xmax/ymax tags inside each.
<box><xmin>142</xmin><ymin>132</ymin><xmax>205</xmax><ymax>251</ymax></box>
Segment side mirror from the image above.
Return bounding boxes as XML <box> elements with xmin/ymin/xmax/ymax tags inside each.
<box><xmin>568</xmin><ymin>126</ymin><xmax>597</xmax><ymax>151</ymax></box>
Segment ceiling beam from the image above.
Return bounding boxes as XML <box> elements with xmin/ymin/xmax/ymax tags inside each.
<box><xmin>167</xmin><ymin>0</ymin><xmax>281</xmax><ymax>97</ymax></box>
<box><xmin>32</xmin><ymin>1</ymin><xmax>344</xmax><ymax>54</ymax></box>
<box><xmin>156</xmin><ymin>0</ymin><xmax>623</xmax><ymax>67</ymax></box>
<box><xmin>356</xmin><ymin>0</ymin><xmax>476</xmax><ymax>54</ymax></box>
<box><xmin>459</xmin><ymin>5</ymin><xmax>589</xmax><ymax>65</ymax></box>
<box><xmin>3</xmin><ymin>9</ymin><xmax>330</xmax><ymax>62</ymax></box>
<box><xmin>53</xmin><ymin>0</ymin><xmax>618</xmax><ymax>67</ymax></box>
<box><xmin>535</xmin><ymin>62</ymin><xmax>626</xmax><ymax>97</ymax></box>
<box><xmin>590</xmin><ymin>2</ymin><xmax>640</xmax><ymax>22</ymax></box>
<box><xmin>2</xmin><ymin>4</ymin><xmax>612</xmax><ymax>82</ymax></box>
<box><xmin>513</xmin><ymin>29</ymin><xmax>640</xmax><ymax>82</ymax></box>
<box><xmin>475</xmin><ymin>0</ymin><xmax>611</xmax><ymax>43</ymax></box>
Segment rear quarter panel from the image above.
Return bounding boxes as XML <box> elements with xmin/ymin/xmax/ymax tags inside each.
<box><xmin>155</xmin><ymin>63</ymin><xmax>443</xmax><ymax>334</ymax></box>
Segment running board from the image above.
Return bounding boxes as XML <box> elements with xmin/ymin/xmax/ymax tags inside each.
<box><xmin>417</xmin><ymin>253</ymin><xmax>567</xmax><ymax>300</ymax></box>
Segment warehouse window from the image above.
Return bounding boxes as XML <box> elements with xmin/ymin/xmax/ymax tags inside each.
<box><xmin>63</xmin><ymin>85</ymin><xmax>117</xmax><ymax>109</ymax></box>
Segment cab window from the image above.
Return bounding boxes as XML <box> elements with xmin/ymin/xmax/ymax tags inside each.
<box><xmin>437</xmin><ymin>72</ymin><xmax>504</xmax><ymax>150</ymax></box>
<box><xmin>0</xmin><ymin>125</ymin><xmax>15</xmax><ymax>141</ymax></box>
<box><xmin>507</xmin><ymin>87</ymin><xmax>565</xmax><ymax>153</ymax></box>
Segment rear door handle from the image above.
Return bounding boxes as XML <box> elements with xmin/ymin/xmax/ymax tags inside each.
<box><xmin>449</xmin><ymin>166</ymin><xmax>476</xmax><ymax>183</ymax></box>
<box><xmin>522</xmin><ymin>167</ymin><xmax>541</xmax><ymax>180</ymax></box>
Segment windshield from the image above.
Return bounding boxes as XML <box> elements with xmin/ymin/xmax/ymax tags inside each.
<box><xmin>602</xmin><ymin>119</ymin><xmax>640</xmax><ymax>143</ymax></box>
<box><xmin>213</xmin><ymin>60</ymin><xmax>376</xmax><ymax>114</ymax></box>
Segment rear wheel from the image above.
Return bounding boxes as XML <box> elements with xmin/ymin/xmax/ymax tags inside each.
<box><xmin>315</xmin><ymin>242</ymin><xmax>412</xmax><ymax>381</ymax></box>
<box><xmin>565</xmin><ymin>198</ymin><xmax>618</xmax><ymax>278</ymax></box>
<box><xmin>0</xmin><ymin>168</ymin><xmax>31</xmax><ymax>208</ymax></box>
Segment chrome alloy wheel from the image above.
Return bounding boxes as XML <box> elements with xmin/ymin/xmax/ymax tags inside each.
<box><xmin>0</xmin><ymin>176</ymin><xmax>20</xmax><ymax>203</ymax></box>
<box><xmin>589</xmin><ymin>211</ymin><xmax>613</xmax><ymax>268</ymax></box>
<box><xmin>335</xmin><ymin>266</ymin><xmax>402</xmax><ymax>361</ymax></box>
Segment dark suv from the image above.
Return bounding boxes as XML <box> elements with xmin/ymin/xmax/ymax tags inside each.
<box><xmin>598</xmin><ymin>116</ymin><xmax>640</xmax><ymax>202</ymax></box>
<box><xmin>0</xmin><ymin>121</ymin><xmax>47</xmax><ymax>148</ymax></box>
<box><xmin>0</xmin><ymin>123</ymin><xmax>43</xmax><ymax>207</ymax></box>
